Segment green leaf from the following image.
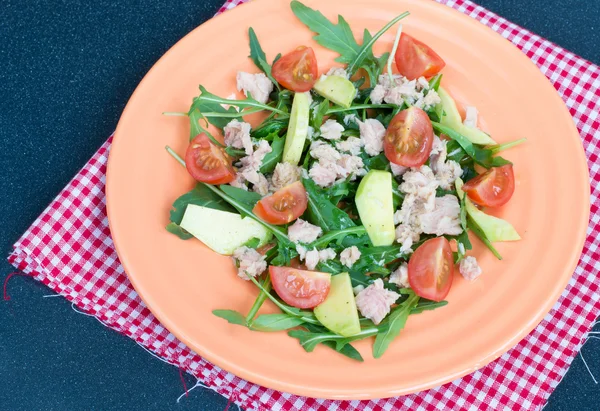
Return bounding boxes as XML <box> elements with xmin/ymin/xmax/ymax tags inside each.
<box><xmin>467</xmin><ymin>216</ymin><xmax>503</xmax><ymax>260</ymax></box>
<box><xmin>219</xmin><ymin>185</ymin><xmax>262</xmax><ymax>208</ymax></box>
<box><xmin>303</xmin><ymin>178</ymin><xmax>356</xmax><ymax>231</ymax></box>
<box><xmin>291</xmin><ymin>1</ymin><xmax>361</xmax><ymax>64</ymax></box>
<box><xmin>360</xmin><ymin>152</ymin><xmax>391</xmax><ymax>172</ymax></box>
<box><xmin>252</xmin><ymin>118</ymin><xmax>288</xmax><ymax>139</ymax></box>
<box><xmin>194</xmin><ymin>85</ymin><xmax>288</xmax><ymax>119</ymax></box>
<box><xmin>252</xmin><ymin>314</ymin><xmax>306</xmax><ymax>332</ymax></box>
<box><xmin>165</xmin><ymin>222</ymin><xmax>193</xmax><ymax>240</ymax></box>
<box><xmin>245</xmin><ymin>276</ymin><xmax>272</xmax><ymax>324</ymax></box>
<box><xmin>372</xmin><ymin>293</ymin><xmax>419</xmax><ymax>358</ymax></box>
<box><xmin>411</xmin><ymin>299</ymin><xmax>448</xmax><ymax>315</ymax></box>
<box><xmin>212</xmin><ymin>309</ymin><xmax>248</xmax><ymax>326</ymax></box>
<box><xmin>351</xmin><ymin>245</ymin><xmax>406</xmax><ymax>275</ymax></box>
<box><xmin>189</xmin><ymin>88</ymin><xmax>241</xmax><ymax>130</ymax></box>
<box><xmin>288</xmin><ymin>328</ymin><xmax>377</xmax><ymax>353</ymax></box>
<box><xmin>301</xmin><ymin>323</ymin><xmax>364</xmax><ymax>361</ymax></box>
<box><xmin>310</xmin><ymin>226</ymin><xmax>368</xmax><ymax>248</ymax></box>
<box><xmin>428</xmin><ymin>74</ymin><xmax>442</xmax><ymax>91</ymax></box>
<box><xmin>246</xmin><ymin>276</ymin><xmax>319</xmax><ymax>324</ymax></box>
<box><xmin>248</xmin><ymin>28</ymin><xmax>278</xmax><ymax>87</ymax></box>
<box><xmin>431</xmin><ymin>122</ymin><xmax>512</xmax><ymax>169</ymax></box>
<box><xmin>346</xmin><ymin>12</ymin><xmax>410</xmax><ymax>74</ymax></box>
<box><xmin>311</xmin><ymin>98</ymin><xmax>330</xmax><ymax>130</ymax></box>
<box><xmin>259</xmin><ymin>133</ymin><xmax>285</xmax><ymax>173</ymax></box>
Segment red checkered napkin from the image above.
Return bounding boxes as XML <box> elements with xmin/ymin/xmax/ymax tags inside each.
<box><xmin>8</xmin><ymin>0</ymin><xmax>600</xmax><ymax>409</ymax></box>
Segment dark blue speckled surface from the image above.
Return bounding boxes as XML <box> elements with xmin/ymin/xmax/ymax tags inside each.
<box><xmin>1</xmin><ymin>1</ymin><xmax>598</xmax><ymax>410</ymax></box>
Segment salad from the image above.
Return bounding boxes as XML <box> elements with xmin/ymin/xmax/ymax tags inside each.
<box><xmin>164</xmin><ymin>1</ymin><xmax>524</xmax><ymax>361</ymax></box>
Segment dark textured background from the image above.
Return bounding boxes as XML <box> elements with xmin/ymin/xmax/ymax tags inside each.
<box><xmin>1</xmin><ymin>0</ymin><xmax>599</xmax><ymax>410</ymax></box>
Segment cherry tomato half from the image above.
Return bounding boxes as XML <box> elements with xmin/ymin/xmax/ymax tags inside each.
<box><xmin>185</xmin><ymin>134</ymin><xmax>236</xmax><ymax>185</ymax></box>
<box><xmin>269</xmin><ymin>266</ymin><xmax>331</xmax><ymax>309</ymax></box>
<box><xmin>462</xmin><ymin>164</ymin><xmax>515</xmax><ymax>208</ymax></box>
<box><xmin>253</xmin><ymin>181</ymin><xmax>308</xmax><ymax>225</ymax></box>
<box><xmin>384</xmin><ymin>106</ymin><xmax>434</xmax><ymax>167</ymax></box>
<box><xmin>272</xmin><ymin>46</ymin><xmax>319</xmax><ymax>92</ymax></box>
<box><xmin>394</xmin><ymin>33</ymin><xmax>445</xmax><ymax>80</ymax></box>
<box><xmin>408</xmin><ymin>237</ymin><xmax>454</xmax><ymax>302</ymax></box>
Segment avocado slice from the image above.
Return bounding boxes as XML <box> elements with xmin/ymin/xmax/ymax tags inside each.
<box><xmin>437</xmin><ymin>87</ymin><xmax>496</xmax><ymax>145</ymax></box>
<box><xmin>282</xmin><ymin>92</ymin><xmax>310</xmax><ymax>165</ymax></box>
<box><xmin>179</xmin><ymin>204</ymin><xmax>272</xmax><ymax>255</ymax></box>
<box><xmin>314</xmin><ymin>273</ymin><xmax>361</xmax><ymax>337</ymax></box>
<box><xmin>456</xmin><ymin>178</ymin><xmax>520</xmax><ymax>242</ymax></box>
<box><xmin>313</xmin><ymin>75</ymin><xmax>356</xmax><ymax>108</ymax></box>
<box><xmin>355</xmin><ymin>170</ymin><xmax>396</xmax><ymax>246</ymax></box>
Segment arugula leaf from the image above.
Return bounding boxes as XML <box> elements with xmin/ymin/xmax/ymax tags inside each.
<box><xmin>165</xmin><ymin>223</ymin><xmax>193</xmax><ymax>240</ymax></box>
<box><xmin>288</xmin><ymin>328</ymin><xmax>377</xmax><ymax>353</ymax></box>
<box><xmin>428</xmin><ymin>74</ymin><xmax>443</xmax><ymax>91</ymax></box>
<box><xmin>315</xmin><ymin>258</ymin><xmax>345</xmax><ymax>275</ymax></box>
<box><xmin>194</xmin><ymin>85</ymin><xmax>288</xmax><ymax>119</ymax></box>
<box><xmin>189</xmin><ymin>89</ymin><xmax>241</xmax><ymax>130</ymax></box>
<box><xmin>246</xmin><ymin>275</ymin><xmax>319</xmax><ymax>324</ymax></box>
<box><xmin>360</xmin><ymin>152</ymin><xmax>391</xmax><ymax>172</ymax></box>
<box><xmin>301</xmin><ymin>323</ymin><xmax>364</xmax><ymax>361</ymax></box>
<box><xmin>351</xmin><ymin>245</ymin><xmax>406</xmax><ymax>274</ymax></box>
<box><xmin>467</xmin><ymin>216</ymin><xmax>503</xmax><ymax>260</ymax></box>
<box><xmin>252</xmin><ymin>118</ymin><xmax>288</xmax><ymax>139</ymax></box>
<box><xmin>373</xmin><ymin>293</ymin><xmax>419</xmax><ymax>358</ymax></box>
<box><xmin>213</xmin><ymin>309</ymin><xmax>248</xmax><ymax>326</ymax></box>
<box><xmin>291</xmin><ymin>1</ymin><xmax>408</xmax><ymax>77</ymax></box>
<box><xmin>259</xmin><ymin>133</ymin><xmax>285</xmax><ymax>173</ymax></box>
<box><xmin>252</xmin><ymin>314</ymin><xmax>306</xmax><ymax>332</ymax></box>
<box><xmin>311</xmin><ymin>98</ymin><xmax>330</xmax><ymax>130</ymax></box>
<box><xmin>411</xmin><ymin>299</ymin><xmax>448</xmax><ymax>315</ymax></box>
<box><xmin>245</xmin><ymin>275</ymin><xmax>272</xmax><ymax>324</ymax></box>
<box><xmin>310</xmin><ymin>226</ymin><xmax>367</xmax><ymax>248</ymax></box>
<box><xmin>219</xmin><ymin>185</ymin><xmax>262</xmax><ymax>208</ymax></box>
<box><xmin>166</xmin><ymin>184</ymin><xmax>235</xmax><ymax>239</ymax></box>
<box><xmin>303</xmin><ymin>178</ymin><xmax>356</xmax><ymax>231</ymax></box>
<box><xmin>290</xmin><ymin>1</ymin><xmax>361</xmax><ymax>64</ymax></box>
<box><xmin>431</xmin><ymin>122</ymin><xmax>511</xmax><ymax>169</ymax></box>
<box><xmin>248</xmin><ymin>28</ymin><xmax>278</xmax><ymax>87</ymax></box>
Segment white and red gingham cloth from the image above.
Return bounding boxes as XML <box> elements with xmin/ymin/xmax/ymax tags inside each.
<box><xmin>7</xmin><ymin>0</ymin><xmax>600</xmax><ymax>409</ymax></box>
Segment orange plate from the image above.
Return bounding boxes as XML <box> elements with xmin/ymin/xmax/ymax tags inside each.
<box><xmin>106</xmin><ymin>0</ymin><xmax>589</xmax><ymax>399</ymax></box>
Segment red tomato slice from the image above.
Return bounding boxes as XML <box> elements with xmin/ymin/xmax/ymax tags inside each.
<box><xmin>253</xmin><ymin>181</ymin><xmax>308</xmax><ymax>225</ymax></box>
<box><xmin>394</xmin><ymin>34</ymin><xmax>445</xmax><ymax>80</ymax></box>
<box><xmin>272</xmin><ymin>46</ymin><xmax>318</xmax><ymax>92</ymax></box>
<box><xmin>269</xmin><ymin>266</ymin><xmax>331</xmax><ymax>309</ymax></box>
<box><xmin>408</xmin><ymin>237</ymin><xmax>454</xmax><ymax>302</ymax></box>
<box><xmin>185</xmin><ymin>134</ymin><xmax>235</xmax><ymax>185</ymax></box>
<box><xmin>462</xmin><ymin>164</ymin><xmax>515</xmax><ymax>207</ymax></box>
<box><xmin>384</xmin><ymin>107</ymin><xmax>434</xmax><ymax>167</ymax></box>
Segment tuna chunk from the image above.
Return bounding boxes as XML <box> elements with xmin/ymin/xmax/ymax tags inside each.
<box><xmin>340</xmin><ymin>246</ymin><xmax>361</xmax><ymax>268</ymax></box>
<box><xmin>463</xmin><ymin>106</ymin><xmax>478</xmax><ymax>128</ymax></box>
<box><xmin>319</xmin><ymin>119</ymin><xmax>344</xmax><ymax>140</ymax></box>
<box><xmin>389</xmin><ymin>263</ymin><xmax>410</xmax><ymax>288</ymax></box>
<box><xmin>309</xmin><ymin>162</ymin><xmax>338</xmax><ymax>187</ymax></box>
<box><xmin>459</xmin><ymin>256</ymin><xmax>482</xmax><ymax>280</ymax></box>
<box><xmin>288</xmin><ymin>219</ymin><xmax>323</xmax><ymax>244</ymax></box>
<box><xmin>236</xmin><ymin>71</ymin><xmax>273</xmax><ymax>104</ymax></box>
<box><xmin>310</xmin><ymin>140</ymin><xmax>342</xmax><ymax>163</ymax></box>
<box><xmin>223</xmin><ymin>120</ymin><xmax>253</xmax><ymax>155</ymax></box>
<box><xmin>336</xmin><ymin>137</ymin><xmax>363</xmax><ymax>155</ymax></box>
<box><xmin>419</xmin><ymin>195</ymin><xmax>463</xmax><ymax>236</ymax></box>
<box><xmin>355</xmin><ymin>279</ymin><xmax>400</xmax><ymax>325</ymax></box>
<box><xmin>232</xmin><ymin>246</ymin><xmax>267</xmax><ymax>280</ymax></box>
<box><xmin>358</xmin><ymin>118</ymin><xmax>386</xmax><ymax>156</ymax></box>
<box><xmin>270</xmin><ymin>162</ymin><xmax>301</xmax><ymax>192</ymax></box>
